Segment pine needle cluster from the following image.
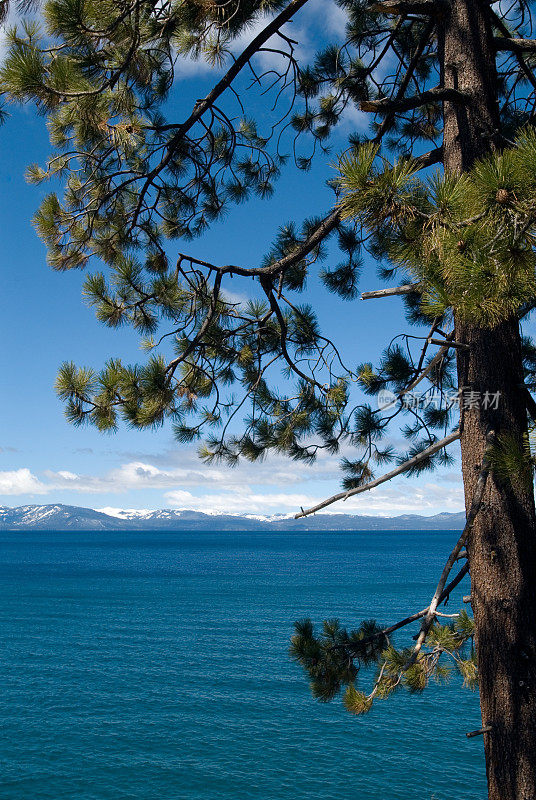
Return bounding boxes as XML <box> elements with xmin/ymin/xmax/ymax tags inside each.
<box><xmin>0</xmin><ymin>0</ymin><xmax>291</xmax><ymax>266</ymax></box>
<box><xmin>291</xmin><ymin>610</ymin><xmax>477</xmax><ymax>716</ymax></box>
<box><xmin>338</xmin><ymin>132</ymin><xmax>536</xmax><ymax>327</ymax></box>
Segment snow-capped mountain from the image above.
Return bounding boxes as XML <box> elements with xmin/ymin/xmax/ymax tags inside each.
<box><xmin>0</xmin><ymin>504</ymin><xmax>466</xmax><ymax>531</ymax></box>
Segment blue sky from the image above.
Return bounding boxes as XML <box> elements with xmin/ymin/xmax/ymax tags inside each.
<box><xmin>0</xmin><ymin>1</ymin><xmax>474</xmax><ymax>516</ymax></box>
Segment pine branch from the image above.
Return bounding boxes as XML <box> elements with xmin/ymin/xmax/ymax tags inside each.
<box><xmin>174</xmin><ymin>211</ymin><xmax>341</xmax><ymax>279</ymax></box>
<box><xmin>294</xmin><ymin>430</ymin><xmax>460</xmax><ymax>518</ymax></box>
<box><xmin>361</xmin><ymin>284</ymin><xmax>419</xmax><ymax>300</ymax></box>
<box><xmin>372</xmin><ymin>17</ymin><xmax>437</xmax><ymax>141</ymax></box>
<box><xmin>331</xmin><ymin>560</ymin><xmax>469</xmax><ymax>652</ymax></box>
<box><xmin>369</xmin><ymin>0</ymin><xmax>449</xmax><ymax>15</ymax></box>
<box><xmin>169</xmin><ymin>0</ymin><xmax>310</xmax><ymax>144</ymax></box>
<box><xmin>164</xmin><ymin>271</ymin><xmax>222</xmax><ymax>378</ymax></box>
<box><xmin>400</xmin><ymin>334</ymin><xmax>455</xmax><ymax>400</ymax></box>
<box><xmin>494</xmin><ymin>37</ymin><xmax>536</xmax><ymax>53</ymax></box>
<box><xmin>260</xmin><ymin>276</ymin><xmax>327</xmax><ymax>391</ymax></box>
<box><xmin>131</xmin><ymin>0</ymin><xmax>311</xmax><ymax>229</ymax></box>
<box><xmin>361</xmin><ymin>86</ymin><xmax>469</xmax><ymax>114</ymax></box>
<box><xmin>178</xmin><ymin>147</ymin><xmax>442</xmax><ymax>283</ymax></box>
<box><xmin>382</xmin><ymin>562</ymin><xmax>469</xmax><ymax>635</ymax></box>
<box><xmin>489</xmin><ymin>9</ymin><xmax>536</xmax><ymax>94</ymax></box>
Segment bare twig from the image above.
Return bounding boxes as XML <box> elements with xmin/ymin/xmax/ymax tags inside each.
<box><xmin>361</xmin><ymin>284</ymin><xmax>419</xmax><ymax>300</ymax></box>
<box><xmin>467</xmin><ymin>725</ymin><xmax>493</xmax><ymax>738</ymax></box>
<box><xmin>427</xmin><ymin>337</ymin><xmax>469</xmax><ymax>350</ymax></box>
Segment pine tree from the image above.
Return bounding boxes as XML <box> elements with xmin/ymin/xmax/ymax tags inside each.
<box><xmin>2</xmin><ymin>1</ymin><xmax>536</xmax><ymax>797</ymax></box>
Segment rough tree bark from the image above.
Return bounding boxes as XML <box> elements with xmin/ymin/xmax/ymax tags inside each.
<box><xmin>441</xmin><ymin>2</ymin><xmax>536</xmax><ymax>797</ymax></box>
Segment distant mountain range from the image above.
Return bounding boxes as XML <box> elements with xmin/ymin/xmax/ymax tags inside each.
<box><xmin>0</xmin><ymin>504</ymin><xmax>466</xmax><ymax>531</ymax></box>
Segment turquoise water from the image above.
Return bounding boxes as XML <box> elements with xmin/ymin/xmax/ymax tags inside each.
<box><xmin>0</xmin><ymin>530</ymin><xmax>485</xmax><ymax>800</ymax></box>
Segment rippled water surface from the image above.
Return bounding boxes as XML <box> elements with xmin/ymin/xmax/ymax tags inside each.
<box><xmin>0</xmin><ymin>530</ymin><xmax>485</xmax><ymax>800</ymax></box>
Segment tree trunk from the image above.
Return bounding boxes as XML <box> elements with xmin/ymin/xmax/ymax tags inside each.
<box><xmin>441</xmin><ymin>2</ymin><xmax>536</xmax><ymax>798</ymax></box>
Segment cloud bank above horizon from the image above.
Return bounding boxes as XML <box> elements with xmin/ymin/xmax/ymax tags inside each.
<box><xmin>0</xmin><ymin>445</ymin><xmax>464</xmax><ymax>516</ymax></box>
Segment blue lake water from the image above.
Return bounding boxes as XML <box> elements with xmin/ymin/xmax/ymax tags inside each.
<box><xmin>0</xmin><ymin>530</ymin><xmax>486</xmax><ymax>800</ymax></box>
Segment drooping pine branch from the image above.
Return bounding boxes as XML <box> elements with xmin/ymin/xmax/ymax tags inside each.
<box><xmin>295</xmin><ymin>429</ymin><xmax>460</xmax><ymax>518</ymax></box>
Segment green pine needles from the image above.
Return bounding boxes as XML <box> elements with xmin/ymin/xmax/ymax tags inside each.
<box><xmin>50</xmin><ymin>134</ymin><xmax>536</xmax><ymax>485</ymax></box>
<box><xmin>0</xmin><ymin>0</ymin><xmax>291</xmax><ymax>268</ymax></box>
<box><xmin>337</xmin><ymin>132</ymin><xmax>536</xmax><ymax>328</ymax></box>
<box><xmin>290</xmin><ymin>610</ymin><xmax>477</xmax><ymax>716</ymax></box>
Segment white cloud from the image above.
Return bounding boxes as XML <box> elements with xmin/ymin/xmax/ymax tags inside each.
<box><xmin>174</xmin><ymin>52</ymin><xmax>219</xmax><ymax>80</ymax></box>
<box><xmin>164</xmin><ymin>478</ymin><xmax>464</xmax><ymax>516</ymax></box>
<box><xmin>43</xmin><ymin>459</ymin><xmax>230</xmax><ymax>493</ymax></box>
<box><xmin>0</xmin><ymin>468</ymin><xmax>47</xmax><ymax>495</ymax></box>
<box><xmin>165</xmin><ymin>487</ymin><xmax>321</xmax><ymax>514</ymax></box>
<box><xmin>337</xmin><ymin>102</ymin><xmax>371</xmax><ymax>135</ymax></box>
<box><xmin>114</xmin><ymin>445</ymin><xmax>343</xmax><ymax>486</ymax></box>
<box><xmin>342</xmin><ymin>480</ymin><xmax>464</xmax><ymax>515</ymax></box>
<box><xmin>38</xmin><ymin>451</ymin><xmax>339</xmax><ymax>496</ymax></box>
<box><xmin>221</xmin><ymin>287</ymin><xmax>251</xmax><ymax>307</ymax></box>
<box><xmin>97</xmin><ymin>506</ymin><xmax>152</xmax><ymax>518</ymax></box>
<box><xmin>56</xmin><ymin>470</ymin><xmax>78</xmax><ymax>481</ymax></box>
<box><xmin>306</xmin><ymin>0</ymin><xmax>348</xmax><ymax>38</ymax></box>
<box><xmin>0</xmin><ymin>436</ymin><xmax>463</xmax><ymax>517</ymax></box>
<box><xmin>0</xmin><ymin>454</ymin><xmax>464</xmax><ymax>515</ymax></box>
